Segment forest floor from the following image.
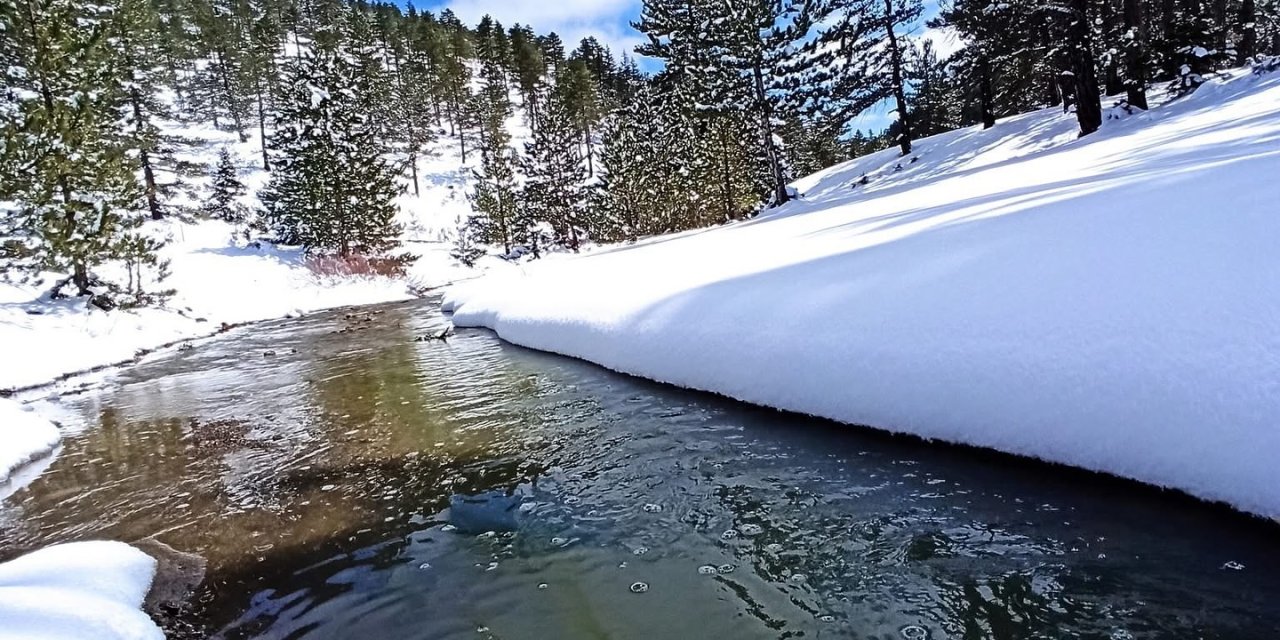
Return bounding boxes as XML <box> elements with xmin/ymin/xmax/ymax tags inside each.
<box><xmin>445</xmin><ymin>67</ymin><xmax>1280</xmax><ymax>520</ymax></box>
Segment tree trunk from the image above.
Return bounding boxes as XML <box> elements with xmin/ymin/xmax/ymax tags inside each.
<box><xmin>1123</xmin><ymin>0</ymin><xmax>1149</xmax><ymax>110</ymax></box>
<box><xmin>410</xmin><ymin>151</ymin><xmax>420</xmax><ymax>196</ymax></box>
<box><xmin>1239</xmin><ymin>0</ymin><xmax>1257</xmax><ymax>62</ymax></box>
<box><xmin>753</xmin><ymin>64</ymin><xmax>788</xmax><ymax>206</ymax></box>
<box><xmin>140</xmin><ymin>149</ymin><xmax>162</xmax><ymax>220</ymax></box>
<box><xmin>128</xmin><ymin>84</ymin><xmax>164</xmax><ymax>220</ymax></box>
<box><xmin>1070</xmin><ymin>0</ymin><xmax>1103</xmax><ymax>136</ymax></box>
<box><xmin>883</xmin><ymin>0</ymin><xmax>912</xmax><ymax>156</ymax></box>
<box><xmin>1213</xmin><ymin>0</ymin><xmax>1229</xmax><ymax>55</ymax></box>
<box><xmin>215</xmin><ymin>48</ymin><xmax>246</xmax><ymax>141</ymax></box>
<box><xmin>979</xmin><ymin>55</ymin><xmax>996</xmax><ymax>129</ymax></box>
<box><xmin>256</xmin><ymin>82</ymin><xmax>270</xmax><ymax>170</ymax></box>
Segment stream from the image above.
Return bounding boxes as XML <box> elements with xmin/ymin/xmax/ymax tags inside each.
<box><xmin>2</xmin><ymin>299</ymin><xmax>1278</xmax><ymax>639</ymax></box>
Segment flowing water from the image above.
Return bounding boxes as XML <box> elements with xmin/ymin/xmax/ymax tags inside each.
<box><xmin>2</xmin><ymin>299</ymin><xmax>1278</xmax><ymax>639</ymax></box>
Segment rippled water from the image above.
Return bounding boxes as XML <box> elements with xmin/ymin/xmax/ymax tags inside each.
<box><xmin>2</xmin><ymin>299</ymin><xmax>1278</xmax><ymax>639</ymax></box>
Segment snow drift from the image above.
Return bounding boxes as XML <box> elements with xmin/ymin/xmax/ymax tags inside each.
<box><xmin>0</xmin><ymin>399</ymin><xmax>60</xmax><ymax>490</ymax></box>
<box><xmin>0</xmin><ymin>541</ymin><xmax>161</xmax><ymax>640</ymax></box>
<box><xmin>446</xmin><ymin>70</ymin><xmax>1280</xmax><ymax>519</ymax></box>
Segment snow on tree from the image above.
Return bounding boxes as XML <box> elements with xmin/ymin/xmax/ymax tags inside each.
<box><xmin>520</xmin><ymin>89</ymin><xmax>589</xmax><ymax>251</ymax></box>
<box><xmin>259</xmin><ymin>28</ymin><xmax>407</xmax><ymax>262</ymax></box>
<box><xmin>0</xmin><ymin>0</ymin><xmax>169</xmax><ymax>306</ymax></box>
<box><xmin>205</xmin><ymin>147</ymin><xmax>248</xmax><ymax>225</ymax></box>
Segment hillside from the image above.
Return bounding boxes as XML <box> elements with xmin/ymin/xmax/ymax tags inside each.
<box><xmin>445</xmin><ymin>68</ymin><xmax>1280</xmax><ymax>520</ymax></box>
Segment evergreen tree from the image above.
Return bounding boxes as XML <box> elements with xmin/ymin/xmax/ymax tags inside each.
<box><xmin>206</xmin><ymin>147</ymin><xmax>248</xmax><ymax>223</ymax></box>
<box><xmin>461</xmin><ymin>56</ymin><xmax>518</xmax><ymax>255</ymax></box>
<box><xmin>260</xmin><ymin>39</ymin><xmax>406</xmax><ymax>258</ymax></box>
<box><xmin>1</xmin><ymin>0</ymin><xmax>167</xmax><ymax>303</ymax></box>
<box><xmin>114</xmin><ymin>0</ymin><xmax>176</xmax><ymax>220</ymax></box>
<box><xmin>521</xmin><ymin>93</ymin><xmax>589</xmax><ymax>251</ymax></box>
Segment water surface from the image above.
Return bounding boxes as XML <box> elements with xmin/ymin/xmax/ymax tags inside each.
<box><xmin>2</xmin><ymin>300</ymin><xmax>1278</xmax><ymax>639</ymax></box>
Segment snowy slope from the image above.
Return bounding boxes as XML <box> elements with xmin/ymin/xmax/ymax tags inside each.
<box><xmin>446</xmin><ymin>69</ymin><xmax>1280</xmax><ymax>519</ymax></box>
<box><xmin>0</xmin><ymin>541</ymin><xmax>161</xmax><ymax>640</ymax></box>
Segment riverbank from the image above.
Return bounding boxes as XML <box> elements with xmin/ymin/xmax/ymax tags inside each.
<box><xmin>445</xmin><ymin>69</ymin><xmax>1280</xmax><ymax>520</ymax></box>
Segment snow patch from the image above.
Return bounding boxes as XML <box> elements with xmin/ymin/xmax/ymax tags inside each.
<box><xmin>0</xmin><ymin>541</ymin><xmax>161</xmax><ymax>640</ymax></box>
<box><xmin>0</xmin><ymin>399</ymin><xmax>60</xmax><ymax>490</ymax></box>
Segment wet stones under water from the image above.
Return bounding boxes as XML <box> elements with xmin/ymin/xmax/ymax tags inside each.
<box><xmin>2</xmin><ymin>299</ymin><xmax>1279</xmax><ymax>639</ymax></box>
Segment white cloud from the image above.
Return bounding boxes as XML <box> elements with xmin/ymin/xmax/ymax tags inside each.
<box><xmin>440</xmin><ymin>0</ymin><xmax>645</xmax><ymax>59</ymax></box>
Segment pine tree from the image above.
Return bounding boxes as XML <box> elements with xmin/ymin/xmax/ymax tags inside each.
<box><xmin>461</xmin><ymin>55</ymin><xmax>518</xmax><ymax>255</ymax></box>
<box><xmin>206</xmin><ymin>147</ymin><xmax>247</xmax><ymax>223</ymax></box>
<box><xmin>596</xmin><ymin>83</ymin><xmax>667</xmax><ymax>241</ymax></box>
<box><xmin>189</xmin><ymin>0</ymin><xmax>252</xmax><ymax>139</ymax></box>
<box><xmin>115</xmin><ymin>0</ymin><xmax>175</xmax><ymax>220</ymax></box>
<box><xmin>521</xmin><ymin>91</ymin><xmax>589</xmax><ymax>251</ymax></box>
<box><xmin>1</xmin><ymin>0</ymin><xmax>167</xmax><ymax>304</ymax></box>
<box><xmin>260</xmin><ymin>37</ymin><xmax>406</xmax><ymax>259</ymax></box>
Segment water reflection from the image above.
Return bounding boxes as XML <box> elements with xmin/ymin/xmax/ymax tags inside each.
<box><xmin>1</xmin><ymin>299</ymin><xmax>1277</xmax><ymax>639</ymax></box>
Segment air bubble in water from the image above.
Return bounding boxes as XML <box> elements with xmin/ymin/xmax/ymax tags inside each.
<box><xmin>538</xmin><ymin>583</ymin><xmax>548</xmax><ymax>590</ymax></box>
<box><xmin>418</xmin><ymin>562</ymin><xmax>431</xmax><ymax>570</ymax></box>
<box><xmin>819</xmin><ymin>615</ymin><xmax>835</xmax><ymax>623</ymax></box>
<box><xmin>629</xmin><ymin>581</ymin><xmax>649</xmax><ymax>594</ymax></box>
<box><xmin>1222</xmin><ymin>561</ymin><xmax>1246</xmax><ymax>571</ymax></box>
<box><xmin>900</xmin><ymin>624</ymin><xmax>928</xmax><ymax>639</ymax></box>
<box><xmin>698</xmin><ymin>565</ymin><xmax>718</xmax><ymax>575</ymax></box>
<box><xmin>551</xmin><ymin>537</ymin><xmax>569</xmax><ymax>546</ymax></box>
<box><xmin>739</xmin><ymin>524</ymin><xmax>763</xmax><ymax>536</ymax></box>
<box><xmin>633</xmin><ymin>547</ymin><xmax>649</xmax><ymax>556</ymax></box>
<box><xmin>721</xmin><ymin>529</ymin><xmax>739</xmax><ymax>540</ymax></box>
<box><xmin>643</xmin><ymin>503</ymin><xmax>663</xmax><ymax>513</ymax></box>
<box><xmin>717</xmin><ymin>564</ymin><xmax>736</xmax><ymax>574</ymax></box>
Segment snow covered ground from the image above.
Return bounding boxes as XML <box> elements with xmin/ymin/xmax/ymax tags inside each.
<box><xmin>446</xmin><ymin>69</ymin><xmax>1280</xmax><ymax>520</ymax></box>
<box><xmin>0</xmin><ymin>399</ymin><xmax>59</xmax><ymax>494</ymax></box>
<box><xmin>0</xmin><ymin>541</ymin><xmax>161</xmax><ymax>640</ymax></box>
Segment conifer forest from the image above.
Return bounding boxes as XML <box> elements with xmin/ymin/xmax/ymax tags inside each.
<box><xmin>3</xmin><ymin>0</ymin><xmax>1277</xmax><ymax>305</ymax></box>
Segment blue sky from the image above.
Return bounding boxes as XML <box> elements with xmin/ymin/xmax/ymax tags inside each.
<box><xmin>420</xmin><ymin>0</ymin><xmax>951</xmax><ymax>132</ymax></box>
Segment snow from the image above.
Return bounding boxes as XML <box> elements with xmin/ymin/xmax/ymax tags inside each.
<box><xmin>0</xmin><ymin>541</ymin><xmax>161</xmax><ymax>640</ymax></box>
<box><xmin>446</xmin><ymin>69</ymin><xmax>1280</xmax><ymax>520</ymax></box>
<box><xmin>0</xmin><ymin>399</ymin><xmax>59</xmax><ymax>488</ymax></box>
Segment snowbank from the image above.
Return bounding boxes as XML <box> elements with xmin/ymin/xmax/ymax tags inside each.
<box><xmin>0</xmin><ymin>541</ymin><xmax>161</xmax><ymax>640</ymax></box>
<box><xmin>447</xmin><ymin>71</ymin><xmax>1280</xmax><ymax>519</ymax></box>
<box><xmin>0</xmin><ymin>399</ymin><xmax>60</xmax><ymax>488</ymax></box>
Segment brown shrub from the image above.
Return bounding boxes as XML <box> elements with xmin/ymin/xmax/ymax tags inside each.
<box><xmin>303</xmin><ymin>253</ymin><xmax>411</xmax><ymax>278</ymax></box>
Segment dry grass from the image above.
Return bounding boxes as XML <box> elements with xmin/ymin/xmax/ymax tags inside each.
<box><xmin>304</xmin><ymin>253</ymin><xmax>409</xmax><ymax>278</ymax></box>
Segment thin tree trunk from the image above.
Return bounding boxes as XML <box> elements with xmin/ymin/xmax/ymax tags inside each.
<box><xmin>410</xmin><ymin>151</ymin><xmax>420</xmax><ymax>196</ymax></box>
<box><xmin>215</xmin><ymin>48</ymin><xmax>246</xmax><ymax>141</ymax></box>
<box><xmin>140</xmin><ymin>149</ymin><xmax>162</xmax><ymax>220</ymax></box>
<box><xmin>1239</xmin><ymin>0</ymin><xmax>1257</xmax><ymax>62</ymax></box>
<box><xmin>883</xmin><ymin>0</ymin><xmax>912</xmax><ymax>156</ymax></box>
<box><xmin>1123</xmin><ymin>0</ymin><xmax>1149</xmax><ymax>110</ymax></box>
<box><xmin>256</xmin><ymin>82</ymin><xmax>270</xmax><ymax>170</ymax></box>
<box><xmin>1213</xmin><ymin>0</ymin><xmax>1229</xmax><ymax>55</ymax></box>
<box><xmin>753</xmin><ymin>63</ymin><xmax>788</xmax><ymax>205</ymax></box>
<box><xmin>1070</xmin><ymin>0</ymin><xmax>1103</xmax><ymax>136</ymax></box>
<box><xmin>979</xmin><ymin>55</ymin><xmax>996</xmax><ymax>129</ymax></box>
